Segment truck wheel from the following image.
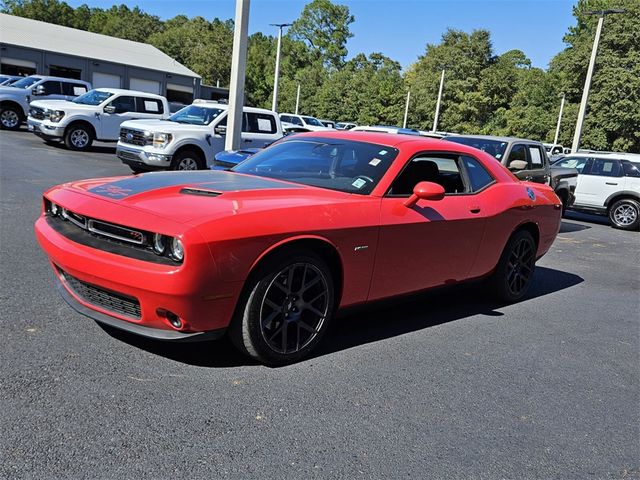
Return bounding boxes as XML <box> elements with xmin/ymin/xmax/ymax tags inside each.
<box><xmin>608</xmin><ymin>199</ymin><xmax>640</xmax><ymax>231</ymax></box>
<box><xmin>171</xmin><ymin>150</ymin><xmax>203</xmax><ymax>170</ymax></box>
<box><xmin>64</xmin><ymin>124</ymin><xmax>94</xmax><ymax>150</ymax></box>
<box><xmin>0</xmin><ymin>106</ymin><xmax>22</xmax><ymax>130</ymax></box>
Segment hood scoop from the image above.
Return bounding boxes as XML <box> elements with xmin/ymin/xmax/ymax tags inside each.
<box><xmin>180</xmin><ymin>187</ymin><xmax>222</xmax><ymax>197</ymax></box>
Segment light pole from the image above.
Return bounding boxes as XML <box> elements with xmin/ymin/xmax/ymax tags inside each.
<box><xmin>402</xmin><ymin>91</ymin><xmax>410</xmax><ymax>128</ymax></box>
<box><xmin>271</xmin><ymin>22</ymin><xmax>292</xmax><ymax>113</ymax></box>
<box><xmin>295</xmin><ymin>83</ymin><xmax>301</xmax><ymax>114</ymax></box>
<box><xmin>432</xmin><ymin>69</ymin><xmax>445</xmax><ymax>133</ymax></box>
<box><xmin>553</xmin><ymin>92</ymin><xmax>565</xmax><ymax>147</ymax></box>
<box><xmin>225</xmin><ymin>0</ymin><xmax>250</xmax><ymax>151</ymax></box>
<box><xmin>571</xmin><ymin>8</ymin><xmax>626</xmax><ymax>153</ymax></box>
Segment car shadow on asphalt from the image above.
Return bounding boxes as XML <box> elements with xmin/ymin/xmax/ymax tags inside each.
<box><xmin>559</xmin><ymin>221</ymin><xmax>591</xmax><ymax>233</ymax></box>
<box><xmin>100</xmin><ymin>266</ymin><xmax>583</xmax><ymax>368</ymax></box>
<box><xmin>43</xmin><ymin>140</ymin><xmax>116</xmax><ymax>155</ymax></box>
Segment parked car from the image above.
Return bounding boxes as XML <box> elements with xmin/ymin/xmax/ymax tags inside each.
<box><xmin>117</xmin><ymin>100</ymin><xmax>283</xmax><ymax>172</ymax></box>
<box><xmin>552</xmin><ymin>152</ymin><xmax>640</xmax><ymax>230</ymax></box>
<box><xmin>0</xmin><ymin>75</ymin><xmax>91</xmax><ymax>130</ymax></box>
<box><xmin>35</xmin><ymin>130</ymin><xmax>562</xmax><ymax>365</ymax></box>
<box><xmin>335</xmin><ymin>122</ymin><xmax>357</xmax><ymax>130</ymax></box>
<box><xmin>0</xmin><ymin>75</ymin><xmax>22</xmax><ymax>86</ymax></box>
<box><xmin>279</xmin><ymin>113</ymin><xmax>331</xmax><ymax>131</ymax></box>
<box><xmin>543</xmin><ymin>143</ymin><xmax>565</xmax><ymax>156</ymax></box>
<box><xmin>351</xmin><ymin>125</ymin><xmax>421</xmax><ymax>136</ymax></box>
<box><xmin>281</xmin><ymin>121</ymin><xmax>310</xmax><ymax>133</ymax></box>
<box><xmin>27</xmin><ymin>88</ymin><xmax>169</xmax><ymax>151</ymax></box>
<box><xmin>444</xmin><ymin>135</ymin><xmax>577</xmax><ymax>211</ymax></box>
<box><xmin>210</xmin><ymin>148</ymin><xmax>262</xmax><ymax>170</ymax></box>
<box><xmin>319</xmin><ymin>119</ymin><xmax>336</xmax><ymax>128</ymax></box>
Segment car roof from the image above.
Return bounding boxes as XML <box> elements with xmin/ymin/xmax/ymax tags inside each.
<box><xmin>561</xmin><ymin>151</ymin><xmax>640</xmax><ymax>161</ymax></box>
<box><xmin>28</xmin><ymin>75</ymin><xmax>91</xmax><ymax>84</ymax></box>
<box><xmin>93</xmin><ymin>88</ymin><xmax>165</xmax><ymax>98</ymax></box>
<box><xmin>192</xmin><ymin>101</ymin><xmax>275</xmax><ymax>114</ymax></box>
<box><xmin>446</xmin><ymin>134</ymin><xmax>542</xmax><ymax>144</ymax></box>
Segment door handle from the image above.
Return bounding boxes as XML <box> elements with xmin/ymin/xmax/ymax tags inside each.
<box><xmin>469</xmin><ymin>206</ymin><xmax>481</xmax><ymax>214</ymax></box>
<box><xmin>605</xmin><ymin>182</ymin><xmax>618</xmax><ymax>185</ymax></box>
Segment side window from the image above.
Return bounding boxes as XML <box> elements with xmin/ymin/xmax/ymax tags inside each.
<box><xmin>280</xmin><ymin>115</ymin><xmax>290</xmax><ymax>123</ymax></box>
<box><xmin>528</xmin><ymin>146</ymin><xmax>545</xmax><ymax>168</ymax></box>
<box><xmin>507</xmin><ymin>144</ymin><xmax>529</xmax><ymax>167</ymax></box>
<box><xmin>390</xmin><ymin>155</ymin><xmax>466</xmax><ymax>196</ymax></box>
<box><xmin>587</xmin><ymin>158</ymin><xmax>622</xmax><ymax>177</ymax></box>
<box><xmin>622</xmin><ymin>161</ymin><xmax>640</xmax><ymax>178</ymax></box>
<box><xmin>109</xmin><ymin>96</ymin><xmax>136</xmax><ymax>114</ymax></box>
<box><xmin>461</xmin><ymin>156</ymin><xmax>495</xmax><ymax>192</ymax></box>
<box><xmin>62</xmin><ymin>82</ymin><xmax>88</xmax><ymax>96</ymax></box>
<box><xmin>39</xmin><ymin>81</ymin><xmax>62</xmax><ymax>95</ymax></box>
<box><xmin>290</xmin><ymin>116</ymin><xmax>303</xmax><ymax>126</ymax></box>
<box><xmin>243</xmin><ymin>112</ymin><xmax>277</xmax><ymax>134</ymax></box>
<box><xmin>136</xmin><ymin>97</ymin><xmax>164</xmax><ymax>114</ymax></box>
<box><xmin>556</xmin><ymin>157</ymin><xmax>588</xmax><ymax>173</ymax></box>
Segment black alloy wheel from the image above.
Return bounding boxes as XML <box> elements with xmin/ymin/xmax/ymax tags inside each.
<box><xmin>491</xmin><ymin>230</ymin><xmax>537</xmax><ymax>302</ymax></box>
<box><xmin>231</xmin><ymin>251</ymin><xmax>335</xmax><ymax>366</ymax></box>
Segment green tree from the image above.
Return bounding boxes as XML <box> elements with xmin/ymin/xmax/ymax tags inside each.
<box><xmin>1</xmin><ymin>0</ymin><xmax>76</xmax><ymax>26</ymax></box>
<box><xmin>289</xmin><ymin>0</ymin><xmax>354</xmax><ymax>69</ymax></box>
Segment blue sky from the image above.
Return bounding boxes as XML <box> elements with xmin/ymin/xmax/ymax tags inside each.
<box><xmin>65</xmin><ymin>0</ymin><xmax>577</xmax><ymax>70</ymax></box>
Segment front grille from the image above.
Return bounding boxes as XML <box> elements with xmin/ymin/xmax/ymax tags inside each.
<box><xmin>30</xmin><ymin>106</ymin><xmax>46</xmax><ymax>120</ymax></box>
<box><xmin>59</xmin><ymin>267</ymin><xmax>141</xmax><ymax>319</ymax></box>
<box><xmin>119</xmin><ymin>128</ymin><xmax>148</xmax><ymax>146</ymax></box>
<box><xmin>117</xmin><ymin>149</ymin><xmax>140</xmax><ymax>162</ymax></box>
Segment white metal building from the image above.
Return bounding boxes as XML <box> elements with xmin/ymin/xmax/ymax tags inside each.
<box><xmin>0</xmin><ymin>13</ymin><xmax>228</xmax><ymax>103</ymax></box>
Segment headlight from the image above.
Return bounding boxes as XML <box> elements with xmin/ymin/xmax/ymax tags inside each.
<box><xmin>49</xmin><ymin>110</ymin><xmax>65</xmax><ymax>123</ymax></box>
<box><xmin>153</xmin><ymin>233</ymin><xmax>166</xmax><ymax>254</ymax></box>
<box><xmin>152</xmin><ymin>132</ymin><xmax>172</xmax><ymax>148</ymax></box>
<box><xmin>169</xmin><ymin>238</ymin><xmax>184</xmax><ymax>261</ymax></box>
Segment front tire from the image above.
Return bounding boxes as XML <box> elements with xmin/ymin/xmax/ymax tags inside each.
<box><xmin>608</xmin><ymin>199</ymin><xmax>640</xmax><ymax>231</ymax></box>
<box><xmin>171</xmin><ymin>150</ymin><xmax>203</xmax><ymax>170</ymax></box>
<box><xmin>64</xmin><ymin>124</ymin><xmax>93</xmax><ymax>150</ymax></box>
<box><xmin>490</xmin><ymin>230</ymin><xmax>537</xmax><ymax>303</ymax></box>
<box><xmin>0</xmin><ymin>106</ymin><xmax>22</xmax><ymax>130</ymax></box>
<box><xmin>230</xmin><ymin>250</ymin><xmax>335</xmax><ymax>366</ymax></box>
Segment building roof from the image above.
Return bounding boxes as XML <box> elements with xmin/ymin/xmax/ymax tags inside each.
<box><xmin>0</xmin><ymin>13</ymin><xmax>200</xmax><ymax>79</ymax></box>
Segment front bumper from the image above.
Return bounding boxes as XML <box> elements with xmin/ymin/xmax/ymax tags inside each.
<box><xmin>116</xmin><ymin>144</ymin><xmax>172</xmax><ymax>170</ymax></box>
<box><xmin>35</xmin><ymin>213</ymin><xmax>242</xmax><ymax>339</ymax></box>
<box><xmin>27</xmin><ymin>117</ymin><xmax>64</xmax><ymax>139</ymax></box>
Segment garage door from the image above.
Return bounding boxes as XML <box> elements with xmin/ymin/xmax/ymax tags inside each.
<box><xmin>92</xmin><ymin>72</ymin><xmax>121</xmax><ymax>89</ymax></box>
<box><xmin>129</xmin><ymin>78</ymin><xmax>160</xmax><ymax>95</ymax></box>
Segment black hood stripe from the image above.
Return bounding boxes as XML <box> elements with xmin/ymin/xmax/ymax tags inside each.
<box><xmin>88</xmin><ymin>171</ymin><xmax>297</xmax><ymax>199</ymax></box>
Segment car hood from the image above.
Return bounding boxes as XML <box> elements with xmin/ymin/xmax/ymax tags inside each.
<box><xmin>120</xmin><ymin>119</ymin><xmax>198</xmax><ymax>132</ymax></box>
<box><xmin>58</xmin><ymin>170</ymin><xmax>352</xmax><ymax>225</ymax></box>
<box><xmin>30</xmin><ymin>99</ymin><xmax>93</xmax><ymax>111</ymax></box>
<box><xmin>0</xmin><ymin>85</ymin><xmax>27</xmax><ymax>96</ymax></box>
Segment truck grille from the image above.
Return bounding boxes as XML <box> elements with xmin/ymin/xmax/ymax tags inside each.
<box><xmin>30</xmin><ymin>106</ymin><xmax>46</xmax><ymax>120</ymax></box>
<box><xmin>119</xmin><ymin>128</ymin><xmax>148</xmax><ymax>146</ymax></box>
<box><xmin>117</xmin><ymin>149</ymin><xmax>140</xmax><ymax>162</ymax></box>
<box><xmin>59</xmin><ymin>267</ymin><xmax>141</xmax><ymax>319</ymax></box>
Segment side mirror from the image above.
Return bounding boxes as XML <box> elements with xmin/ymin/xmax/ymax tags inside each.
<box><xmin>508</xmin><ymin>160</ymin><xmax>528</xmax><ymax>171</ymax></box>
<box><xmin>104</xmin><ymin>105</ymin><xmax>116</xmax><ymax>114</ymax></box>
<box><xmin>33</xmin><ymin>85</ymin><xmax>45</xmax><ymax>96</ymax></box>
<box><xmin>214</xmin><ymin>125</ymin><xmax>227</xmax><ymax>136</ymax></box>
<box><xmin>404</xmin><ymin>181</ymin><xmax>445</xmax><ymax>207</ymax></box>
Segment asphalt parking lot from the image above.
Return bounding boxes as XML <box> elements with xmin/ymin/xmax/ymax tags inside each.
<box><xmin>1</xmin><ymin>128</ymin><xmax>638</xmax><ymax>479</ymax></box>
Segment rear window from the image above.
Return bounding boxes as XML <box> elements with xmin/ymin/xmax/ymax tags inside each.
<box><xmin>62</xmin><ymin>82</ymin><xmax>88</xmax><ymax>96</ymax></box>
<box><xmin>244</xmin><ymin>112</ymin><xmax>277</xmax><ymax>134</ymax></box>
<box><xmin>136</xmin><ymin>97</ymin><xmax>164</xmax><ymax>114</ymax></box>
<box><xmin>622</xmin><ymin>161</ymin><xmax>640</xmax><ymax>177</ymax></box>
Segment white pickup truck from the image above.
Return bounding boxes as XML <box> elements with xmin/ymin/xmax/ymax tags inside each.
<box><xmin>0</xmin><ymin>75</ymin><xmax>91</xmax><ymax>130</ymax></box>
<box><xmin>116</xmin><ymin>100</ymin><xmax>283</xmax><ymax>172</ymax></box>
<box><xmin>28</xmin><ymin>88</ymin><xmax>170</xmax><ymax>150</ymax></box>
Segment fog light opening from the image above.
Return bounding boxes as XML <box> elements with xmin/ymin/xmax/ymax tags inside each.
<box><xmin>156</xmin><ymin>308</ymin><xmax>183</xmax><ymax>329</ymax></box>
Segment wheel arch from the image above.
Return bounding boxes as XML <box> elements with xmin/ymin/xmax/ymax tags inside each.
<box><xmin>247</xmin><ymin>235</ymin><xmax>345</xmax><ymax>306</ymax></box>
<box><xmin>604</xmin><ymin>191</ymin><xmax>640</xmax><ymax>209</ymax></box>
<box><xmin>0</xmin><ymin>100</ymin><xmax>25</xmax><ymax>118</ymax></box>
<box><xmin>65</xmin><ymin>119</ymin><xmax>96</xmax><ymax>139</ymax></box>
<box><xmin>513</xmin><ymin>221</ymin><xmax>540</xmax><ymax>250</ymax></box>
<box><xmin>173</xmin><ymin>144</ymin><xmax>206</xmax><ymax>163</ymax></box>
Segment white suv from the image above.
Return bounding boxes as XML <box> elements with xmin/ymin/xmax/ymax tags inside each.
<box><xmin>28</xmin><ymin>88</ymin><xmax>169</xmax><ymax>151</ymax></box>
<box><xmin>278</xmin><ymin>113</ymin><xmax>331</xmax><ymax>131</ymax></box>
<box><xmin>116</xmin><ymin>101</ymin><xmax>283</xmax><ymax>172</ymax></box>
<box><xmin>553</xmin><ymin>152</ymin><xmax>640</xmax><ymax>230</ymax></box>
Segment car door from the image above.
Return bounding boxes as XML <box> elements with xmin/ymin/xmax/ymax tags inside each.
<box><xmin>553</xmin><ymin>156</ymin><xmax>590</xmax><ymax>205</ymax></box>
<box><xmin>35</xmin><ymin>80</ymin><xmax>65</xmax><ymax>101</ymax></box>
<box><xmin>525</xmin><ymin>144</ymin><xmax>550</xmax><ymax>185</ymax></box>
<box><xmin>577</xmin><ymin>157</ymin><xmax>624</xmax><ymax>207</ymax></box>
<box><xmin>368</xmin><ymin>153</ymin><xmax>489</xmax><ymax>301</ymax></box>
<box><xmin>242</xmin><ymin>111</ymin><xmax>278</xmax><ymax>148</ymax></box>
<box><xmin>504</xmin><ymin>143</ymin><xmax>530</xmax><ymax>181</ymax></box>
<box><xmin>100</xmin><ymin>95</ymin><xmax>137</xmax><ymax>140</ymax></box>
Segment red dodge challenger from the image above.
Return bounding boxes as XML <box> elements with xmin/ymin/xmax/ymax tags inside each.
<box><xmin>35</xmin><ymin>131</ymin><xmax>562</xmax><ymax>365</ymax></box>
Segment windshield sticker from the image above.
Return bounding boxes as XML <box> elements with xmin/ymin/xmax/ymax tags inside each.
<box><xmin>257</xmin><ymin>118</ymin><xmax>272</xmax><ymax>132</ymax></box>
<box><xmin>378</xmin><ymin>150</ymin><xmax>388</xmax><ymax>156</ymax></box>
<box><xmin>73</xmin><ymin>87</ymin><xmax>86</xmax><ymax>95</ymax></box>
<box><xmin>352</xmin><ymin>178</ymin><xmax>367</xmax><ymax>189</ymax></box>
<box><xmin>369</xmin><ymin>158</ymin><xmax>382</xmax><ymax>166</ymax></box>
<box><xmin>144</xmin><ymin>101</ymin><xmax>159</xmax><ymax>112</ymax></box>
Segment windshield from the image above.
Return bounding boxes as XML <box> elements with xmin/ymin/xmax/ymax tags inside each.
<box><xmin>302</xmin><ymin>116</ymin><xmax>324</xmax><ymax>127</ymax></box>
<box><xmin>169</xmin><ymin>105</ymin><xmax>224</xmax><ymax>125</ymax></box>
<box><xmin>73</xmin><ymin>90</ymin><xmax>114</xmax><ymax>105</ymax></box>
<box><xmin>10</xmin><ymin>76</ymin><xmax>41</xmax><ymax>89</ymax></box>
<box><xmin>445</xmin><ymin>137</ymin><xmax>509</xmax><ymax>160</ymax></box>
<box><xmin>232</xmin><ymin>137</ymin><xmax>399</xmax><ymax>195</ymax></box>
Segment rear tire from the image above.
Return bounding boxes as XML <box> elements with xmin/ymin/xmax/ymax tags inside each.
<box><xmin>0</xmin><ymin>106</ymin><xmax>22</xmax><ymax>130</ymax></box>
<box><xmin>64</xmin><ymin>124</ymin><xmax>93</xmax><ymax>151</ymax></box>
<box><xmin>171</xmin><ymin>150</ymin><xmax>203</xmax><ymax>170</ymax></box>
<box><xmin>608</xmin><ymin>198</ymin><xmax>640</xmax><ymax>231</ymax></box>
<box><xmin>230</xmin><ymin>250</ymin><xmax>335</xmax><ymax>366</ymax></box>
<box><xmin>490</xmin><ymin>230</ymin><xmax>537</xmax><ymax>303</ymax></box>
